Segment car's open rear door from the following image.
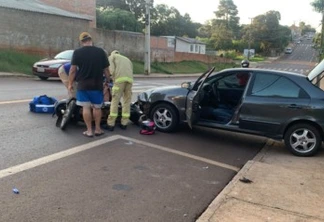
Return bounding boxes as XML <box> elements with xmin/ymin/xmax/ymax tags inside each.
<box><xmin>186</xmin><ymin>67</ymin><xmax>215</xmax><ymax>129</ymax></box>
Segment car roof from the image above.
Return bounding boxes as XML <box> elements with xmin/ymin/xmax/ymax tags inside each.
<box><xmin>219</xmin><ymin>68</ymin><xmax>305</xmax><ymax>78</ymax></box>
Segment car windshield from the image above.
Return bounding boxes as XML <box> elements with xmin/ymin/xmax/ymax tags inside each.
<box><xmin>54</xmin><ymin>50</ymin><xmax>74</xmax><ymax>60</ymax></box>
<box><xmin>192</xmin><ymin>70</ymin><xmax>217</xmax><ymax>90</ymax></box>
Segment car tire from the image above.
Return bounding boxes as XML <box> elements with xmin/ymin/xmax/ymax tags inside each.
<box><xmin>60</xmin><ymin>99</ymin><xmax>76</xmax><ymax>131</ymax></box>
<box><xmin>284</xmin><ymin>123</ymin><xmax>321</xmax><ymax>157</ymax></box>
<box><xmin>150</xmin><ymin>103</ymin><xmax>178</xmax><ymax>132</ymax></box>
<box><xmin>39</xmin><ymin>76</ymin><xmax>49</xmax><ymax>80</ymax></box>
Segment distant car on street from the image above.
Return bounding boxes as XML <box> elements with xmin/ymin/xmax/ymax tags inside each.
<box><xmin>32</xmin><ymin>50</ymin><xmax>73</xmax><ymax>80</ymax></box>
<box><xmin>137</xmin><ymin>62</ymin><xmax>324</xmax><ymax>157</ymax></box>
<box><xmin>285</xmin><ymin>47</ymin><xmax>293</xmax><ymax>54</ymax></box>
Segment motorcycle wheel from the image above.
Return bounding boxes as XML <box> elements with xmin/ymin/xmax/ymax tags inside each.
<box><xmin>60</xmin><ymin>99</ymin><xmax>76</xmax><ymax>130</ymax></box>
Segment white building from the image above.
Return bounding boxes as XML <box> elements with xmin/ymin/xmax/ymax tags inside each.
<box><xmin>164</xmin><ymin>36</ymin><xmax>206</xmax><ymax>54</ymax></box>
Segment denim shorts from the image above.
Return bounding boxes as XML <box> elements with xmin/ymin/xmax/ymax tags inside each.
<box><xmin>76</xmin><ymin>90</ymin><xmax>103</xmax><ymax>108</ymax></box>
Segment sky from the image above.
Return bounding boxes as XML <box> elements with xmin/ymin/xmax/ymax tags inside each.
<box><xmin>154</xmin><ymin>0</ymin><xmax>322</xmax><ymax>30</ymax></box>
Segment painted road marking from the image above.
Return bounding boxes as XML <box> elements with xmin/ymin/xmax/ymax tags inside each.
<box><xmin>118</xmin><ymin>135</ymin><xmax>240</xmax><ymax>172</ymax></box>
<box><xmin>0</xmin><ymin>99</ymin><xmax>31</xmax><ymax>105</ymax></box>
<box><xmin>0</xmin><ymin>135</ymin><xmax>121</xmax><ymax>179</ymax></box>
<box><xmin>0</xmin><ymin>135</ymin><xmax>239</xmax><ymax>180</ymax></box>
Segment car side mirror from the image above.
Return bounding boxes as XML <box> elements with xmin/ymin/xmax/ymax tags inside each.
<box><xmin>181</xmin><ymin>82</ymin><xmax>191</xmax><ymax>89</ymax></box>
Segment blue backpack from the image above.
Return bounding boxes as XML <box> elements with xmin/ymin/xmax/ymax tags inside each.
<box><xmin>29</xmin><ymin>95</ymin><xmax>57</xmax><ymax>113</ymax></box>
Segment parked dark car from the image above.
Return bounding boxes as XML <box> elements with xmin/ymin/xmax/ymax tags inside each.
<box><xmin>137</xmin><ymin>63</ymin><xmax>324</xmax><ymax>157</ymax></box>
<box><xmin>32</xmin><ymin>50</ymin><xmax>73</xmax><ymax>80</ymax></box>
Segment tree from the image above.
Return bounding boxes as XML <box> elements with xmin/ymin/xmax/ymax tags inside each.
<box><xmin>311</xmin><ymin>0</ymin><xmax>324</xmax><ymax>60</ymax></box>
<box><xmin>97</xmin><ymin>0</ymin><xmax>128</xmax><ymax>10</ymax></box>
<box><xmin>311</xmin><ymin>0</ymin><xmax>324</xmax><ymax>13</ymax></box>
<box><xmin>201</xmin><ymin>0</ymin><xmax>240</xmax><ymax>50</ymax></box>
<box><xmin>96</xmin><ymin>8</ymin><xmax>142</xmax><ymax>32</ymax></box>
<box><xmin>96</xmin><ymin>0</ymin><xmax>147</xmax><ymax>21</ymax></box>
<box><xmin>214</xmin><ymin>0</ymin><xmax>240</xmax><ymax>38</ymax></box>
<box><xmin>150</xmin><ymin>4</ymin><xmax>200</xmax><ymax>37</ymax></box>
<box><xmin>243</xmin><ymin>11</ymin><xmax>291</xmax><ymax>55</ymax></box>
<box><xmin>214</xmin><ymin>0</ymin><xmax>238</xmax><ymax>26</ymax></box>
<box><xmin>210</xmin><ymin>23</ymin><xmax>233</xmax><ymax>50</ymax></box>
<box><xmin>198</xmin><ymin>21</ymin><xmax>212</xmax><ymax>38</ymax></box>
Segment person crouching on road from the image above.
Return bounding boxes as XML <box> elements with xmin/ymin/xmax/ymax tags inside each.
<box><xmin>104</xmin><ymin>50</ymin><xmax>133</xmax><ymax>131</ymax></box>
<box><xmin>68</xmin><ymin>32</ymin><xmax>110</xmax><ymax>137</ymax></box>
<box><xmin>58</xmin><ymin>62</ymin><xmax>77</xmax><ymax>98</ymax></box>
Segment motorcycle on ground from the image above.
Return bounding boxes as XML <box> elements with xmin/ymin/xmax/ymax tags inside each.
<box><xmin>54</xmin><ymin>81</ymin><xmax>143</xmax><ymax>130</ymax></box>
<box><xmin>54</xmin><ymin>98</ymin><xmax>143</xmax><ymax>130</ymax></box>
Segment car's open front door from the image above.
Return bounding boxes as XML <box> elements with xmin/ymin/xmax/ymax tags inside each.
<box><xmin>186</xmin><ymin>67</ymin><xmax>215</xmax><ymax>129</ymax></box>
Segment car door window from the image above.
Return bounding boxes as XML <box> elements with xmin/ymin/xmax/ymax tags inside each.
<box><xmin>216</xmin><ymin>72</ymin><xmax>249</xmax><ymax>89</ymax></box>
<box><xmin>249</xmin><ymin>73</ymin><xmax>306</xmax><ymax>98</ymax></box>
<box><xmin>202</xmin><ymin>71</ymin><xmax>250</xmax><ymax>107</ymax></box>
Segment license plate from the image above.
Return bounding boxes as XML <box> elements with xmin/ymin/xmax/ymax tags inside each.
<box><xmin>37</xmin><ymin>67</ymin><xmax>45</xmax><ymax>72</ymax></box>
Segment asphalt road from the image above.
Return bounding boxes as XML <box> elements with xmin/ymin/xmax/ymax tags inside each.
<box><xmin>0</xmin><ymin>77</ymin><xmax>265</xmax><ymax>222</ymax></box>
<box><xmin>256</xmin><ymin>38</ymin><xmax>318</xmax><ymax>74</ymax></box>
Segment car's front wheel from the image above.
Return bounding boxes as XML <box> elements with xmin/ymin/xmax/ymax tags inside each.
<box><xmin>284</xmin><ymin>123</ymin><xmax>322</xmax><ymax>157</ymax></box>
<box><xmin>150</xmin><ymin>103</ymin><xmax>178</xmax><ymax>132</ymax></box>
<box><xmin>39</xmin><ymin>76</ymin><xmax>49</xmax><ymax>80</ymax></box>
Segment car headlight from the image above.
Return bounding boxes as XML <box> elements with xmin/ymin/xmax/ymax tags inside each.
<box><xmin>49</xmin><ymin>64</ymin><xmax>62</xmax><ymax>68</ymax></box>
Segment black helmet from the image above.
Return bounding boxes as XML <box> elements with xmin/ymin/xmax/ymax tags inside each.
<box><xmin>241</xmin><ymin>60</ymin><xmax>250</xmax><ymax>68</ymax></box>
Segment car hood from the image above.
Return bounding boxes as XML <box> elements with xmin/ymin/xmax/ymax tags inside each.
<box><xmin>138</xmin><ymin>85</ymin><xmax>188</xmax><ymax>101</ymax></box>
<box><xmin>307</xmin><ymin>59</ymin><xmax>324</xmax><ymax>81</ymax></box>
<box><xmin>34</xmin><ymin>58</ymin><xmax>70</xmax><ymax>66</ymax></box>
<box><xmin>144</xmin><ymin>85</ymin><xmax>185</xmax><ymax>94</ymax></box>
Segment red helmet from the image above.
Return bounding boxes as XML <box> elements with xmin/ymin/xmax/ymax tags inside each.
<box><xmin>139</xmin><ymin>118</ymin><xmax>156</xmax><ymax>135</ymax></box>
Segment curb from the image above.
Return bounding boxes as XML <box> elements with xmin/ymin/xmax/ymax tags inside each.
<box><xmin>196</xmin><ymin>160</ymin><xmax>255</xmax><ymax>222</ymax></box>
<box><xmin>0</xmin><ymin>73</ymin><xmax>34</xmax><ymax>78</ymax></box>
<box><xmin>196</xmin><ymin>139</ymin><xmax>273</xmax><ymax>222</ymax></box>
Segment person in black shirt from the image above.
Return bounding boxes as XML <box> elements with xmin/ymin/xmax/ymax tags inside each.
<box><xmin>68</xmin><ymin>32</ymin><xmax>110</xmax><ymax>137</ymax></box>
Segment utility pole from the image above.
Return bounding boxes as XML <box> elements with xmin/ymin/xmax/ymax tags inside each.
<box><xmin>320</xmin><ymin>1</ymin><xmax>324</xmax><ymax>62</ymax></box>
<box><xmin>316</xmin><ymin>0</ymin><xmax>324</xmax><ymax>87</ymax></box>
<box><xmin>144</xmin><ymin>0</ymin><xmax>151</xmax><ymax>75</ymax></box>
<box><xmin>247</xmin><ymin>17</ymin><xmax>253</xmax><ymax>60</ymax></box>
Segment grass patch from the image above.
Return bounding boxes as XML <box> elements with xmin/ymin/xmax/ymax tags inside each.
<box><xmin>0</xmin><ymin>50</ymin><xmax>42</xmax><ymax>75</ymax></box>
<box><xmin>133</xmin><ymin>60</ymin><xmax>237</xmax><ymax>75</ymax></box>
<box><xmin>235</xmin><ymin>55</ymin><xmax>265</xmax><ymax>62</ymax></box>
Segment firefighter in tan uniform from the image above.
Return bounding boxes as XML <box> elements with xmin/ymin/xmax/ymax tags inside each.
<box><xmin>104</xmin><ymin>50</ymin><xmax>133</xmax><ymax>131</ymax></box>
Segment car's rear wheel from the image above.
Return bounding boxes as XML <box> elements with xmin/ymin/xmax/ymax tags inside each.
<box><xmin>60</xmin><ymin>99</ymin><xmax>76</xmax><ymax>130</ymax></box>
<box><xmin>39</xmin><ymin>76</ymin><xmax>49</xmax><ymax>80</ymax></box>
<box><xmin>284</xmin><ymin>123</ymin><xmax>321</xmax><ymax>157</ymax></box>
<box><xmin>150</xmin><ymin>103</ymin><xmax>178</xmax><ymax>132</ymax></box>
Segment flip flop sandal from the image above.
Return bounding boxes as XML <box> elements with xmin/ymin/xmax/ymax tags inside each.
<box><xmin>83</xmin><ymin>131</ymin><xmax>94</xmax><ymax>138</ymax></box>
<box><xmin>94</xmin><ymin>131</ymin><xmax>105</xmax><ymax>136</ymax></box>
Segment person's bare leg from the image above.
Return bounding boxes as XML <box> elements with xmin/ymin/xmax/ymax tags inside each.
<box><xmin>93</xmin><ymin>107</ymin><xmax>103</xmax><ymax>134</ymax></box>
<box><xmin>83</xmin><ymin>106</ymin><xmax>93</xmax><ymax>136</ymax></box>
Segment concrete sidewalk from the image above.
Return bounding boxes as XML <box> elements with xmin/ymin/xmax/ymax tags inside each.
<box><xmin>197</xmin><ymin>140</ymin><xmax>324</xmax><ymax>222</ymax></box>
